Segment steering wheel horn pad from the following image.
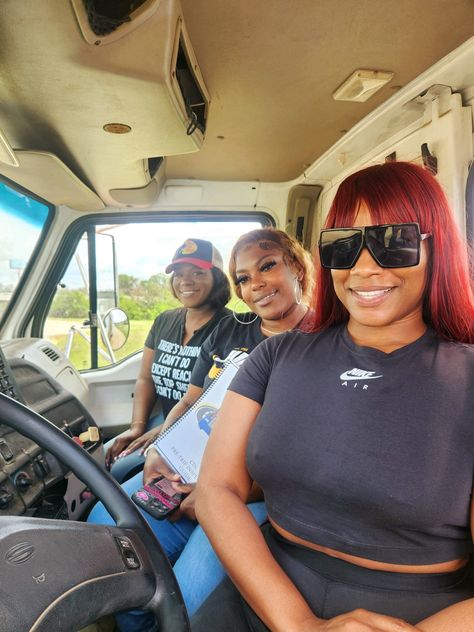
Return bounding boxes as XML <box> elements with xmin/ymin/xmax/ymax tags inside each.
<box><xmin>0</xmin><ymin>393</ymin><xmax>190</xmax><ymax>632</ymax></box>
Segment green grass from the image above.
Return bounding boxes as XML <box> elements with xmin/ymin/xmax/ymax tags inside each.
<box><xmin>46</xmin><ymin>299</ymin><xmax>247</xmax><ymax>371</ymax></box>
<box><xmin>46</xmin><ymin>318</ymin><xmax>153</xmax><ymax>371</ymax></box>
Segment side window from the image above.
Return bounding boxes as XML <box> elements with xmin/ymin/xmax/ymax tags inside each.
<box><xmin>44</xmin><ymin>220</ymin><xmax>261</xmax><ymax>371</ymax></box>
<box><xmin>45</xmin><ymin>232</ymin><xmax>91</xmax><ymax>369</ymax></box>
<box><xmin>0</xmin><ymin>179</ymin><xmax>51</xmax><ymax>325</ymax></box>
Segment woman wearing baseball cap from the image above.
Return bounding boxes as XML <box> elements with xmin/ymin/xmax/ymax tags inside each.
<box><xmin>104</xmin><ymin>238</ymin><xmax>231</xmax><ymax>483</ymax></box>
<box><xmin>99</xmin><ymin>229</ymin><xmax>314</xmax><ymax>632</ymax></box>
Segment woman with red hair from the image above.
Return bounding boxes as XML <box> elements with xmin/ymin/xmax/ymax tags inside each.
<box><xmin>314</xmin><ymin>160</ymin><xmax>474</xmax><ymax>343</ymax></box>
<box><xmin>192</xmin><ymin>162</ymin><xmax>474</xmax><ymax>631</ymax></box>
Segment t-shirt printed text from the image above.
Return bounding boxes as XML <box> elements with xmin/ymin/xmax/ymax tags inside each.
<box><xmin>152</xmin><ymin>339</ymin><xmax>201</xmax><ymax>402</ymax></box>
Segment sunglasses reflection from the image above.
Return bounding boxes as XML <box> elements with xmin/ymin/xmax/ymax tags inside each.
<box><xmin>320</xmin><ymin>223</ymin><xmax>423</xmax><ymax>270</ymax></box>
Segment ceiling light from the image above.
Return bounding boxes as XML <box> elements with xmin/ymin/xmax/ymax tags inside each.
<box><xmin>103</xmin><ymin>123</ymin><xmax>132</xmax><ymax>134</ymax></box>
<box><xmin>332</xmin><ymin>69</ymin><xmax>394</xmax><ymax>102</ymax></box>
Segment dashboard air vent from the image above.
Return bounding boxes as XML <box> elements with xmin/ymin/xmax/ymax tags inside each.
<box><xmin>40</xmin><ymin>346</ymin><xmax>60</xmax><ymax>363</ymax></box>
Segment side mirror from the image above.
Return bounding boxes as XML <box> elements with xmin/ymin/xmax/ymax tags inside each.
<box><xmin>102</xmin><ymin>308</ymin><xmax>130</xmax><ymax>351</ymax></box>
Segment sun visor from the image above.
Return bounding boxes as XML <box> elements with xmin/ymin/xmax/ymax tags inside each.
<box><xmin>0</xmin><ymin>151</ymin><xmax>104</xmax><ymax>211</ymax></box>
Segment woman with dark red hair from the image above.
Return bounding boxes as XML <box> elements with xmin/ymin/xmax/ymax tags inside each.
<box><xmin>192</xmin><ymin>162</ymin><xmax>474</xmax><ymax>631</ymax></box>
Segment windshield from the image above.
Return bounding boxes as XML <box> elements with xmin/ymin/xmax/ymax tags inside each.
<box><xmin>0</xmin><ymin>179</ymin><xmax>51</xmax><ymax>322</ymax></box>
<box><xmin>45</xmin><ymin>219</ymin><xmax>262</xmax><ymax>370</ymax></box>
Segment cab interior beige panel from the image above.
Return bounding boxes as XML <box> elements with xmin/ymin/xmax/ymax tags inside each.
<box><xmin>171</xmin><ymin>0</ymin><xmax>474</xmax><ymax>181</ymax></box>
<box><xmin>0</xmin><ymin>128</ymin><xmax>18</xmax><ymax>167</ymax></box>
<box><xmin>0</xmin><ymin>0</ymin><xmax>474</xmax><ymax>209</ymax></box>
<box><xmin>0</xmin><ymin>0</ymin><xmax>203</xmax><ymax>208</ymax></box>
<box><xmin>109</xmin><ymin>157</ymin><xmax>166</xmax><ymax>207</ymax></box>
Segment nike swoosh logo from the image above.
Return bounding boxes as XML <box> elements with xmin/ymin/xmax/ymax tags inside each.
<box><xmin>340</xmin><ymin>371</ymin><xmax>383</xmax><ymax>381</ymax></box>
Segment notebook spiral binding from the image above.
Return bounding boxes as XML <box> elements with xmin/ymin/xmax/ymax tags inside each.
<box><xmin>154</xmin><ymin>349</ymin><xmax>249</xmax><ymax>442</ymax></box>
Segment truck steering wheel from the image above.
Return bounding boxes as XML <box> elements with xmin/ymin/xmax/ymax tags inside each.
<box><xmin>0</xmin><ymin>393</ymin><xmax>190</xmax><ymax>632</ymax></box>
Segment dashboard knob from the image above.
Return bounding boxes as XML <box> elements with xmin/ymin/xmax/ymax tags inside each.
<box><xmin>14</xmin><ymin>472</ymin><xmax>33</xmax><ymax>492</ymax></box>
<box><xmin>33</xmin><ymin>456</ymin><xmax>50</xmax><ymax>478</ymax></box>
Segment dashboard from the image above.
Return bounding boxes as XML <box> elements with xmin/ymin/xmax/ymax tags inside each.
<box><xmin>0</xmin><ymin>340</ymin><xmax>103</xmax><ymax>521</ymax></box>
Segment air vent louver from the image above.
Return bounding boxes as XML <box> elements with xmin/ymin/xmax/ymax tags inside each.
<box><xmin>40</xmin><ymin>346</ymin><xmax>60</xmax><ymax>363</ymax></box>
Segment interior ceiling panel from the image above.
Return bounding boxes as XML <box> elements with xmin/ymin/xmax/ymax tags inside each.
<box><xmin>171</xmin><ymin>0</ymin><xmax>474</xmax><ymax>181</ymax></box>
<box><xmin>0</xmin><ymin>0</ymin><xmax>473</xmax><ymax>207</ymax></box>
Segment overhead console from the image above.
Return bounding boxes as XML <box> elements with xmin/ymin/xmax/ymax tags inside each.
<box><xmin>69</xmin><ymin>0</ymin><xmax>211</xmax><ymax>207</ymax></box>
<box><xmin>70</xmin><ymin>0</ymin><xmax>210</xmax><ymax>148</ymax></box>
<box><xmin>0</xmin><ymin>0</ymin><xmax>211</xmax><ymax>208</ymax></box>
<box><xmin>0</xmin><ymin>343</ymin><xmax>102</xmax><ymax>522</ymax></box>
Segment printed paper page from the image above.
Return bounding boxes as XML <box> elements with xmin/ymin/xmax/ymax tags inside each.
<box><xmin>155</xmin><ymin>352</ymin><xmax>248</xmax><ymax>483</ymax></box>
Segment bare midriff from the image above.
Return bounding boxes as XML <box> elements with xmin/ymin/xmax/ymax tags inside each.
<box><xmin>269</xmin><ymin>517</ymin><xmax>469</xmax><ymax>574</ymax></box>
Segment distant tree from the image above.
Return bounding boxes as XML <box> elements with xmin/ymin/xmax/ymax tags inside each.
<box><xmin>118</xmin><ymin>274</ymin><xmax>140</xmax><ymax>293</ymax></box>
<box><xmin>50</xmin><ymin>274</ymin><xmax>181</xmax><ymax>321</ymax></box>
<box><xmin>50</xmin><ymin>289</ymin><xmax>89</xmax><ymax>318</ymax></box>
<box><xmin>118</xmin><ymin>272</ymin><xmax>179</xmax><ymax>320</ymax></box>
<box><xmin>147</xmin><ymin>273</ymin><xmax>170</xmax><ymax>288</ymax></box>
<box><xmin>119</xmin><ymin>295</ymin><xmax>148</xmax><ymax>320</ymax></box>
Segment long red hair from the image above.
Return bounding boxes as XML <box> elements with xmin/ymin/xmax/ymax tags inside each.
<box><xmin>311</xmin><ymin>161</ymin><xmax>474</xmax><ymax>343</ymax></box>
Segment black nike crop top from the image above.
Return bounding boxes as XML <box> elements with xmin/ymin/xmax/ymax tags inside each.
<box><xmin>229</xmin><ymin>326</ymin><xmax>474</xmax><ymax>564</ymax></box>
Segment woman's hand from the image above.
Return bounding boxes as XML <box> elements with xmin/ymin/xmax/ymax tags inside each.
<box><xmin>139</xmin><ymin>427</ymin><xmax>164</xmax><ymax>452</ymax></box>
<box><xmin>143</xmin><ymin>450</ymin><xmax>196</xmax><ymax>520</ymax></box>
<box><xmin>117</xmin><ymin>426</ymin><xmax>162</xmax><ymax>457</ymax></box>
<box><xmin>142</xmin><ymin>447</ymin><xmax>179</xmax><ymax>483</ymax></box>
<box><xmin>169</xmin><ymin>487</ymin><xmax>197</xmax><ymax>522</ymax></box>
<box><xmin>105</xmin><ymin>425</ymin><xmax>145</xmax><ymax>468</ymax></box>
<box><xmin>294</xmin><ymin>609</ymin><xmax>420</xmax><ymax>632</ymax></box>
<box><xmin>143</xmin><ymin>449</ymin><xmax>195</xmax><ymax>490</ymax></box>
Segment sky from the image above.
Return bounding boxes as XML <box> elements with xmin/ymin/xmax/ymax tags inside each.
<box><xmin>0</xmin><ymin>183</ymin><xmax>261</xmax><ymax>316</ymax></box>
<box><xmin>0</xmin><ymin>210</ymin><xmax>47</xmax><ymax>288</ymax></box>
<box><xmin>67</xmin><ymin>220</ymin><xmax>262</xmax><ymax>290</ymax></box>
<box><xmin>0</xmin><ymin>183</ymin><xmax>50</xmax><ymax>289</ymax></box>
<box><xmin>106</xmin><ymin>221</ymin><xmax>261</xmax><ymax>280</ymax></box>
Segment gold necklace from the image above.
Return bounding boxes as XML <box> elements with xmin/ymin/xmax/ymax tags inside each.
<box><xmin>260</xmin><ymin>306</ymin><xmax>309</xmax><ymax>336</ymax></box>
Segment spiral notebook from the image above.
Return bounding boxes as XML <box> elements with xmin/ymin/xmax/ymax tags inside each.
<box><xmin>153</xmin><ymin>350</ymin><xmax>249</xmax><ymax>483</ymax></box>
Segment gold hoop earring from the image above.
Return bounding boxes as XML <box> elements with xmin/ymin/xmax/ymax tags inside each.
<box><xmin>232</xmin><ymin>299</ymin><xmax>259</xmax><ymax>324</ymax></box>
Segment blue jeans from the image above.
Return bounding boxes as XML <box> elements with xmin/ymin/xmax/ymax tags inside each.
<box><xmin>87</xmin><ymin>471</ymin><xmax>267</xmax><ymax>630</ymax></box>
<box><xmin>103</xmin><ymin>413</ymin><xmax>163</xmax><ymax>484</ymax></box>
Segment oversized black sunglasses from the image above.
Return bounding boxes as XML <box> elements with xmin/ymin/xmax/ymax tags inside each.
<box><xmin>319</xmin><ymin>222</ymin><xmax>431</xmax><ymax>270</ymax></box>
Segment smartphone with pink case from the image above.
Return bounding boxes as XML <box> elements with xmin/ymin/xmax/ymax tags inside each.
<box><xmin>132</xmin><ymin>476</ymin><xmax>182</xmax><ymax>520</ymax></box>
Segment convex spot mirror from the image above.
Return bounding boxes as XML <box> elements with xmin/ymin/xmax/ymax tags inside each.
<box><xmin>102</xmin><ymin>308</ymin><xmax>130</xmax><ymax>350</ymax></box>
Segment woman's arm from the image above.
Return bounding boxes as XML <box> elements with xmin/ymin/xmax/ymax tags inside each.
<box><xmin>130</xmin><ymin>346</ymin><xmax>159</xmax><ymax>425</ymax></box>
<box><xmin>417</xmin><ymin>600</ymin><xmax>474</xmax><ymax>631</ymax></box>
<box><xmin>195</xmin><ymin>391</ymin><xmax>321</xmax><ymax>631</ymax></box>
<box><xmin>123</xmin><ymin>382</ymin><xmax>205</xmax><ymax>457</ymax></box>
<box><xmin>105</xmin><ymin>347</ymin><xmax>157</xmax><ymax>466</ymax></box>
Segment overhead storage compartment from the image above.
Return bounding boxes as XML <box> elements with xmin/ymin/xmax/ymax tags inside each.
<box><xmin>0</xmin><ymin>0</ymin><xmax>210</xmax><ymax>208</ymax></box>
<box><xmin>71</xmin><ymin>0</ymin><xmax>210</xmax><ymax>154</ymax></box>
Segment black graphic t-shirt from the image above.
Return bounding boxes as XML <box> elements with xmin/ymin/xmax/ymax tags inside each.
<box><xmin>190</xmin><ymin>313</ymin><xmax>266</xmax><ymax>391</ymax></box>
<box><xmin>230</xmin><ymin>324</ymin><xmax>474</xmax><ymax>565</ymax></box>
<box><xmin>145</xmin><ymin>307</ymin><xmax>230</xmax><ymax>416</ymax></box>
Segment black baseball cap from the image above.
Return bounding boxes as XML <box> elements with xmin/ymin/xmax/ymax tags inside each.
<box><xmin>165</xmin><ymin>238</ymin><xmax>224</xmax><ymax>273</ymax></box>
